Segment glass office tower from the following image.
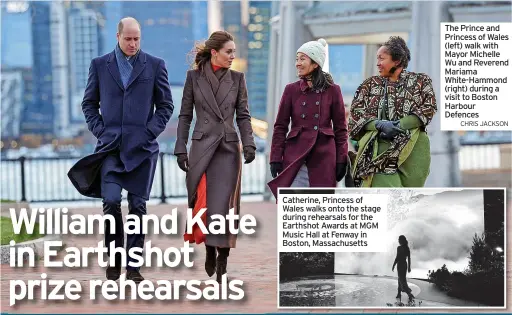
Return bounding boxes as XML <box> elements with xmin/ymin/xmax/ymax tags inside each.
<box><xmin>246</xmin><ymin>1</ymin><xmax>271</xmax><ymax>120</ymax></box>
<box><xmin>122</xmin><ymin>1</ymin><xmax>208</xmax><ymax>86</ymax></box>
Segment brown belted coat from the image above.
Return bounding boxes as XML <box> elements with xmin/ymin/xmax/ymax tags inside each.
<box><xmin>174</xmin><ymin>65</ymin><xmax>255</xmax><ymax>248</ymax></box>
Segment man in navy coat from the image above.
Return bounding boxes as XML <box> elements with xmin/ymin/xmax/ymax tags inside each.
<box><xmin>68</xmin><ymin>17</ymin><xmax>173</xmax><ymax>283</ymax></box>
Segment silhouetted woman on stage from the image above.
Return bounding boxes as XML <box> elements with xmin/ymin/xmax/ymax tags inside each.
<box><xmin>392</xmin><ymin>235</ymin><xmax>415</xmax><ymax>302</ymax></box>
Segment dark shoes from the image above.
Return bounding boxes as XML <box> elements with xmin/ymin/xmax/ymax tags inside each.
<box><xmin>216</xmin><ymin>256</ymin><xmax>228</xmax><ymax>283</ymax></box>
<box><xmin>126</xmin><ymin>269</ymin><xmax>144</xmax><ymax>283</ymax></box>
<box><xmin>205</xmin><ymin>246</ymin><xmax>217</xmax><ymax>277</ymax></box>
<box><xmin>106</xmin><ymin>261</ymin><xmax>144</xmax><ymax>284</ymax></box>
<box><xmin>106</xmin><ymin>262</ymin><xmax>121</xmax><ymax>281</ymax></box>
<box><xmin>204</xmin><ymin>245</ymin><xmax>230</xmax><ymax>283</ymax></box>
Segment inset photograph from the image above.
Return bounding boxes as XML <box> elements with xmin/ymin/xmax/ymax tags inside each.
<box><xmin>278</xmin><ymin>188</ymin><xmax>506</xmax><ymax>309</ymax></box>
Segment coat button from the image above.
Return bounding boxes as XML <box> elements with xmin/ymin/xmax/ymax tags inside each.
<box><xmin>302</xmin><ymin>102</ymin><xmax>306</xmax><ymax>106</ymax></box>
<box><xmin>301</xmin><ymin>114</ymin><xmax>306</xmax><ymax>119</ymax></box>
<box><xmin>315</xmin><ymin>114</ymin><xmax>319</xmax><ymax>118</ymax></box>
<box><xmin>205</xmin><ymin>119</ymin><xmax>209</xmax><ymax>124</ymax></box>
<box><xmin>316</xmin><ymin>101</ymin><xmax>320</xmax><ymax>105</ymax></box>
<box><xmin>314</xmin><ymin>126</ymin><xmax>318</xmax><ymax>130</ymax></box>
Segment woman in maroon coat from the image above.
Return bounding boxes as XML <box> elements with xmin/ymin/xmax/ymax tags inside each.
<box><xmin>267</xmin><ymin>38</ymin><xmax>349</xmax><ymax>199</ymax></box>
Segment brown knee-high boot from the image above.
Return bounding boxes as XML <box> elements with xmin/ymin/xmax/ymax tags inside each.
<box><xmin>216</xmin><ymin>247</ymin><xmax>230</xmax><ymax>283</ymax></box>
<box><xmin>205</xmin><ymin>245</ymin><xmax>216</xmax><ymax>277</ymax></box>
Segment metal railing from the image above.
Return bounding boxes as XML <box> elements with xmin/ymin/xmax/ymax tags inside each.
<box><xmin>1</xmin><ymin>142</ymin><xmax>510</xmax><ymax>203</ymax></box>
<box><xmin>458</xmin><ymin>142</ymin><xmax>511</xmax><ymax>171</ymax></box>
<box><xmin>1</xmin><ymin>152</ymin><xmax>267</xmax><ymax>203</ymax></box>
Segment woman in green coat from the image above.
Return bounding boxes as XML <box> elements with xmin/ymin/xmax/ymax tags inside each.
<box><xmin>348</xmin><ymin>36</ymin><xmax>437</xmax><ymax>187</ymax></box>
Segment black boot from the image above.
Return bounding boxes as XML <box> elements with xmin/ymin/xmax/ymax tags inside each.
<box><xmin>216</xmin><ymin>247</ymin><xmax>230</xmax><ymax>283</ymax></box>
<box><xmin>205</xmin><ymin>245</ymin><xmax>216</xmax><ymax>277</ymax></box>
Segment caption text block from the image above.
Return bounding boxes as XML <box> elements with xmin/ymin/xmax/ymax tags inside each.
<box><xmin>278</xmin><ymin>194</ymin><xmax>388</xmax><ymax>252</ymax></box>
<box><xmin>440</xmin><ymin>22</ymin><xmax>511</xmax><ymax>131</ymax></box>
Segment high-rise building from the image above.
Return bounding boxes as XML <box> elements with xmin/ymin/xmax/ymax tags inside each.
<box><xmin>68</xmin><ymin>2</ymin><xmax>106</xmax><ymax>134</ymax></box>
<box><xmin>25</xmin><ymin>1</ymin><xmax>106</xmax><ymax>138</ymax></box>
<box><xmin>222</xmin><ymin>1</ymin><xmax>248</xmax><ymax>72</ymax></box>
<box><xmin>26</xmin><ymin>1</ymin><xmax>55</xmax><ymax>136</ymax></box>
<box><xmin>1</xmin><ymin>1</ymin><xmax>32</xmax><ymax>68</ymax></box>
<box><xmin>1</xmin><ymin>67</ymin><xmax>32</xmax><ymax>139</ymax></box>
<box><xmin>122</xmin><ymin>1</ymin><xmax>209</xmax><ymax>86</ymax></box>
<box><xmin>246</xmin><ymin>1</ymin><xmax>271</xmax><ymax>120</ymax></box>
<box><xmin>103</xmin><ymin>1</ymin><xmax>122</xmax><ymax>53</ymax></box>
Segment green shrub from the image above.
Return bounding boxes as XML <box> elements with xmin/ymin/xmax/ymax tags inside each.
<box><xmin>0</xmin><ymin>216</ymin><xmax>43</xmax><ymax>245</ymax></box>
<box><xmin>427</xmin><ymin>233</ymin><xmax>504</xmax><ymax>306</ymax></box>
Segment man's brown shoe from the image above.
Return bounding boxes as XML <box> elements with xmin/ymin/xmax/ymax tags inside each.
<box><xmin>126</xmin><ymin>269</ymin><xmax>144</xmax><ymax>283</ymax></box>
<box><xmin>106</xmin><ymin>263</ymin><xmax>121</xmax><ymax>281</ymax></box>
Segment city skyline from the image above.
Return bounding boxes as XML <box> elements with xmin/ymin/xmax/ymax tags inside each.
<box><xmin>1</xmin><ymin>0</ymin><xmax>510</xmax><ymax>147</ymax></box>
<box><xmin>1</xmin><ymin>0</ymin><xmax>363</xmax><ymax>142</ymax></box>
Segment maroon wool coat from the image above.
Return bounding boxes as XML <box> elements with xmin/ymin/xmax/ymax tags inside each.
<box><xmin>267</xmin><ymin>79</ymin><xmax>349</xmax><ymax>199</ymax></box>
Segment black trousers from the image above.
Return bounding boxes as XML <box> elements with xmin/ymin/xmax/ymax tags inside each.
<box><xmin>101</xmin><ymin>156</ymin><xmax>146</xmax><ymax>271</ymax></box>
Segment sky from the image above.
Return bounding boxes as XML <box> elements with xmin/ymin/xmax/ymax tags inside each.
<box><xmin>335</xmin><ymin>189</ymin><xmax>485</xmax><ymax>279</ymax></box>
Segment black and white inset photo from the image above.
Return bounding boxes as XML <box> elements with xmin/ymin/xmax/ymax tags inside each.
<box><xmin>278</xmin><ymin>188</ymin><xmax>506</xmax><ymax>309</ymax></box>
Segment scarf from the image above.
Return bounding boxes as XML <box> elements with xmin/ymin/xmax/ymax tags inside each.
<box><xmin>349</xmin><ymin>70</ymin><xmax>436</xmax><ymax>140</ymax></box>
<box><xmin>115</xmin><ymin>44</ymin><xmax>138</xmax><ymax>88</ymax></box>
<box><xmin>348</xmin><ymin>70</ymin><xmax>437</xmax><ymax>186</ymax></box>
<box><xmin>204</xmin><ymin>61</ymin><xmax>228</xmax><ymax>96</ymax></box>
<box><xmin>299</xmin><ymin>71</ymin><xmax>334</xmax><ymax>92</ymax></box>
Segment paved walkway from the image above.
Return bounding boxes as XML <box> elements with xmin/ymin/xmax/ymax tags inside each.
<box><xmin>1</xmin><ymin>200</ymin><xmax>511</xmax><ymax>314</ymax></box>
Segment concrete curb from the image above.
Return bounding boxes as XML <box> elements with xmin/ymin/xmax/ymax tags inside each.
<box><xmin>0</xmin><ymin>202</ymin><xmax>30</xmax><ymax>216</ymax></box>
<box><xmin>0</xmin><ymin>234</ymin><xmax>62</xmax><ymax>265</ymax></box>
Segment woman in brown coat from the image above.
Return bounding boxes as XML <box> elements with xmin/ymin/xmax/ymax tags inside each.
<box><xmin>267</xmin><ymin>39</ymin><xmax>349</xmax><ymax>199</ymax></box>
<box><xmin>174</xmin><ymin>31</ymin><xmax>256</xmax><ymax>282</ymax></box>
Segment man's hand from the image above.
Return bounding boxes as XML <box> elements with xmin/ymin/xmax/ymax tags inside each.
<box><xmin>176</xmin><ymin>154</ymin><xmax>189</xmax><ymax>172</ymax></box>
<box><xmin>243</xmin><ymin>146</ymin><xmax>256</xmax><ymax>164</ymax></box>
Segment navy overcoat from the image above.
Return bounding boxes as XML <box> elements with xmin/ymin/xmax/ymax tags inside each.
<box><xmin>68</xmin><ymin>49</ymin><xmax>173</xmax><ymax>199</ymax></box>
